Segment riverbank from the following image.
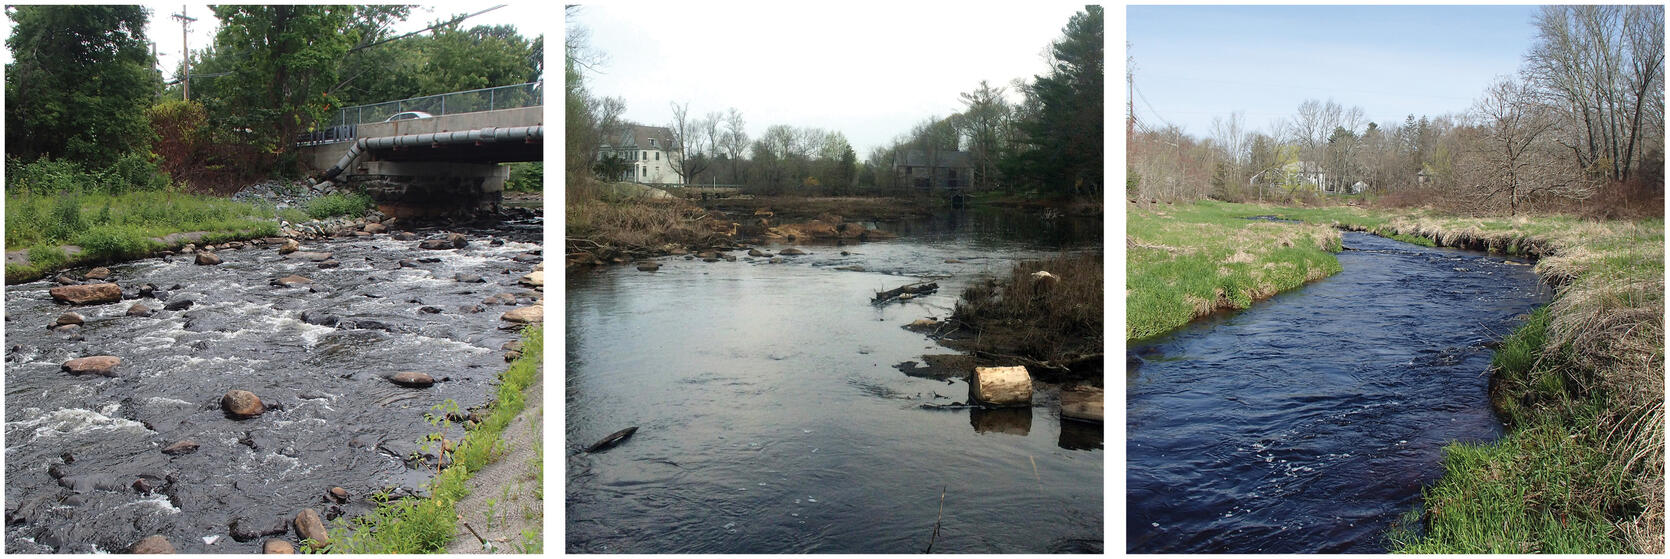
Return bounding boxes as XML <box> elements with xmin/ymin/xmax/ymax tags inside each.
<box><xmin>1126</xmin><ymin>200</ymin><xmax>1342</xmax><ymax>340</ymax></box>
<box><xmin>1128</xmin><ymin>199</ymin><xmax>1663</xmax><ymax>553</ymax></box>
<box><xmin>3</xmin><ymin>187</ymin><xmax>375</xmax><ymax>283</ymax></box>
<box><xmin>938</xmin><ymin>253</ymin><xmax>1103</xmax><ymax>379</ymax></box>
<box><xmin>322</xmin><ymin>326</ymin><xmax>544</xmax><ymax>553</ymax></box>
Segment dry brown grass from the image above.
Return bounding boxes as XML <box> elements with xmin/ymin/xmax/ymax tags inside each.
<box><xmin>951</xmin><ymin>253</ymin><xmax>1103</xmax><ymax>378</ymax></box>
<box><xmin>566</xmin><ymin>178</ymin><xmax>736</xmax><ymax>265</ymax></box>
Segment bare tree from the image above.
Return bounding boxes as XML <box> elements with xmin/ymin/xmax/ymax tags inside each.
<box><xmin>1525</xmin><ymin>5</ymin><xmax>1665</xmax><ymax>181</ymax></box>
<box><xmin>723</xmin><ymin>108</ymin><xmax>748</xmax><ymax>185</ymax></box>
<box><xmin>667</xmin><ymin>101</ymin><xmax>710</xmax><ymax>184</ymax></box>
<box><xmin>958</xmin><ymin>80</ymin><xmax>1010</xmax><ymax>189</ymax></box>
<box><xmin>1467</xmin><ymin>76</ymin><xmax>1589</xmax><ymax>214</ymax></box>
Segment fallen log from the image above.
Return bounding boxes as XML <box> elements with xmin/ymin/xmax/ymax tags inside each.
<box><xmin>873</xmin><ymin>281</ymin><xmax>938</xmax><ymax>304</ymax></box>
<box><xmin>584</xmin><ymin>426</ymin><xmax>639</xmax><ymax>453</ymax></box>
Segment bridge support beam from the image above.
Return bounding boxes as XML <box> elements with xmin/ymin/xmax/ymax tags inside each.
<box><xmin>344</xmin><ymin>161</ymin><xmax>508</xmax><ymax>218</ymax></box>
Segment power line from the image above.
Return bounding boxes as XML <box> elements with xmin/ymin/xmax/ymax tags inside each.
<box><xmin>348</xmin><ymin>4</ymin><xmax>508</xmax><ymax>53</ymax></box>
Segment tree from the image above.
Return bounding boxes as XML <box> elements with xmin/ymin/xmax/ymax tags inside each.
<box><xmin>5</xmin><ymin>5</ymin><xmax>161</xmax><ymax>168</ymax></box>
<box><xmin>667</xmin><ymin>101</ymin><xmax>711</xmax><ymax>184</ymax></box>
<box><xmin>1007</xmin><ymin>6</ymin><xmax>1102</xmax><ymax>196</ymax></box>
<box><xmin>1524</xmin><ymin>5</ymin><xmax>1665</xmax><ymax>181</ymax></box>
<box><xmin>722</xmin><ymin>108</ymin><xmax>748</xmax><ymax>184</ymax></box>
<box><xmin>1466</xmin><ymin>76</ymin><xmax>1587</xmax><ymax>214</ymax></box>
<box><xmin>207</xmin><ymin>6</ymin><xmax>389</xmax><ymax>157</ymax></box>
<box><xmin>958</xmin><ymin>80</ymin><xmax>1011</xmax><ymax>189</ymax></box>
<box><xmin>565</xmin><ymin>7</ymin><xmax>626</xmax><ymax>183</ymax></box>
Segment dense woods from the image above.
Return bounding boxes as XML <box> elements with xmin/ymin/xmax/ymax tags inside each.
<box><xmin>5</xmin><ymin>5</ymin><xmax>542</xmax><ymax>194</ymax></box>
<box><xmin>1129</xmin><ymin>5</ymin><xmax>1663</xmax><ymax>218</ymax></box>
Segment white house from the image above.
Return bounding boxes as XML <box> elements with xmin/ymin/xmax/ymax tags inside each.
<box><xmin>599</xmin><ymin>125</ymin><xmax>680</xmax><ymax>185</ymax></box>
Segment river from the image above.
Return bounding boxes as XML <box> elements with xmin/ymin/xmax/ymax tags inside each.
<box><xmin>565</xmin><ymin>208</ymin><xmax>1104</xmax><ymax>553</ymax></box>
<box><xmin>1127</xmin><ymin>231</ymin><xmax>1549</xmax><ymax>553</ymax></box>
<box><xmin>4</xmin><ymin>216</ymin><xmax>541</xmax><ymax>553</ymax></box>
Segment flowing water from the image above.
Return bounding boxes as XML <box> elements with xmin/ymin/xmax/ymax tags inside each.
<box><xmin>4</xmin><ymin>217</ymin><xmax>541</xmax><ymax>553</ymax></box>
<box><xmin>566</xmin><ymin>209</ymin><xmax>1104</xmax><ymax>553</ymax></box>
<box><xmin>1127</xmin><ymin>232</ymin><xmax>1549</xmax><ymax>553</ymax></box>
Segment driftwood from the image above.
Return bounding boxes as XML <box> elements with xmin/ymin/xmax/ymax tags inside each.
<box><xmin>584</xmin><ymin>426</ymin><xmax>639</xmax><ymax>453</ymax></box>
<box><xmin>873</xmin><ymin>281</ymin><xmax>939</xmax><ymax>304</ymax></box>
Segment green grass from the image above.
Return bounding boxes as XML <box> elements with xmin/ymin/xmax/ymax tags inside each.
<box><xmin>4</xmin><ymin>190</ymin><xmax>287</xmax><ymax>282</ymax></box>
<box><xmin>1126</xmin><ymin>200</ymin><xmax>1343</xmax><ymax>340</ymax></box>
<box><xmin>318</xmin><ymin>326</ymin><xmax>543</xmax><ymax>553</ymax></box>
<box><xmin>504</xmin><ymin>162</ymin><xmax>543</xmax><ymax>193</ymax></box>
<box><xmin>304</xmin><ymin>192</ymin><xmax>374</xmax><ymax>220</ymax></box>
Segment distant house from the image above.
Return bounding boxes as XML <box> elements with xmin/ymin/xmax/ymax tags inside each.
<box><xmin>599</xmin><ymin>125</ymin><xmax>680</xmax><ymax>185</ymax></box>
<box><xmin>1288</xmin><ymin>160</ymin><xmax>1329</xmax><ymax>192</ymax></box>
<box><xmin>894</xmin><ymin>149</ymin><xmax>973</xmax><ymax>189</ymax></box>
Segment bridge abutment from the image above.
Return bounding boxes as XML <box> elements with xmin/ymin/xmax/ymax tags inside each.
<box><xmin>345</xmin><ymin>161</ymin><xmax>508</xmax><ymax>218</ymax></box>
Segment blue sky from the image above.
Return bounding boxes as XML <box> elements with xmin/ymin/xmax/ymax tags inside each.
<box><xmin>1127</xmin><ymin>5</ymin><xmax>1541</xmax><ymax>137</ymax></box>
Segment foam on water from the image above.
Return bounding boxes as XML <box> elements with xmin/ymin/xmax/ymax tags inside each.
<box><xmin>6</xmin><ymin>407</ymin><xmax>149</xmax><ymax>443</ymax></box>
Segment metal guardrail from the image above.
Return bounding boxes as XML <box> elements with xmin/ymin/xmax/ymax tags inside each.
<box><xmin>296</xmin><ymin>82</ymin><xmax>543</xmax><ymax>145</ymax></box>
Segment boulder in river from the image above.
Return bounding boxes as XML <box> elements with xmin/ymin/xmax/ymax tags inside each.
<box><xmin>129</xmin><ymin>535</ymin><xmax>175</xmax><ymax>554</ymax></box>
<box><xmin>127</xmin><ymin>303</ymin><xmax>154</xmax><ymax>317</ymax></box>
<box><xmin>388</xmin><ymin>371</ymin><xmax>435</xmax><ymax>388</ymax></box>
<box><xmin>971</xmin><ymin>366</ymin><xmax>1032</xmax><ymax>407</ymax></box>
<box><xmin>278</xmin><ymin>239</ymin><xmax>300</xmax><ymax>254</ymax></box>
<box><xmin>635</xmin><ymin>261</ymin><xmax>660</xmax><ymax>272</ymax></box>
<box><xmin>778</xmin><ymin>248</ymin><xmax>807</xmax><ymax>256</ymax></box>
<box><xmin>161</xmin><ymin>440</ymin><xmax>199</xmax><ymax>455</ymax></box>
<box><xmin>328</xmin><ymin>487</ymin><xmax>349</xmax><ymax>503</ymax></box>
<box><xmin>84</xmin><ymin>267</ymin><xmax>111</xmax><ymax>280</ymax></box>
<box><xmin>446</xmin><ymin>233</ymin><xmax>468</xmax><ymax>248</ymax></box>
<box><xmin>263</xmin><ymin>539</ymin><xmax>296</xmax><ymax>554</ymax></box>
<box><xmin>61</xmin><ymin>356</ymin><xmax>121</xmax><ymax>377</ymax></box>
<box><xmin>317</xmin><ymin>259</ymin><xmax>340</xmax><ymax>269</ymax></box>
<box><xmin>52</xmin><ymin>312</ymin><xmax>84</xmax><ymax>328</ymax></box>
<box><xmin>394</xmin><ymin>231</ymin><xmax>418</xmax><ymax>241</ymax></box>
<box><xmin>418</xmin><ymin>239</ymin><xmax>452</xmax><ymax>250</ymax></box>
<box><xmin>222</xmin><ymin>390</ymin><xmax>265</xmax><ymax>419</ymax></box>
<box><xmin>271</xmin><ymin>275</ymin><xmax>314</xmax><ymax>288</ymax></box>
<box><xmin>299</xmin><ymin>310</ymin><xmax>339</xmax><ymax>327</ymax></box>
<box><xmin>455</xmin><ymin>273</ymin><xmax>484</xmax><ymax>283</ymax></box>
<box><xmin>54</xmin><ymin>274</ymin><xmax>79</xmax><ymax>285</ymax></box>
<box><xmin>293</xmin><ymin>509</ymin><xmax>329</xmax><ymax>548</ymax></box>
<box><xmin>747</xmin><ymin>248</ymin><xmax>769</xmax><ymax>257</ymax></box>
<box><xmin>363</xmin><ymin>223</ymin><xmax>386</xmax><ymax>234</ymax></box>
<box><xmin>164</xmin><ymin>299</ymin><xmax>194</xmax><ymax>311</ymax></box>
<box><xmin>398</xmin><ymin>259</ymin><xmax>420</xmax><ymax>268</ymax></box>
<box><xmin>195</xmin><ymin>251</ymin><xmax>223</xmax><ymax>265</ymax></box>
<box><xmin>287</xmin><ymin>251</ymin><xmax>334</xmax><ymax>262</ymax></box>
<box><xmin>520</xmin><ymin>270</ymin><xmax>544</xmax><ymax>288</ymax></box>
<box><xmin>501</xmin><ymin>305</ymin><xmax>543</xmax><ymax>324</ymax></box>
<box><xmin>49</xmin><ymin>283</ymin><xmax>122</xmax><ymax>305</ymax></box>
<box><xmin>231</xmin><ymin>516</ymin><xmax>289</xmax><ymax>542</ymax></box>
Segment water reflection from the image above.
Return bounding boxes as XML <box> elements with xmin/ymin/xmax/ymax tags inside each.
<box><xmin>970</xmin><ymin>406</ymin><xmax>1032</xmax><ymax>436</ymax></box>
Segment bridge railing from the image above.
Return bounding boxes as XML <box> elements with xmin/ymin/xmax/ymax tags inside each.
<box><xmin>296</xmin><ymin>82</ymin><xmax>544</xmax><ymax>145</ymax></box>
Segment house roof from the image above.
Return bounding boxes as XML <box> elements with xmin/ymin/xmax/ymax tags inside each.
<box><xmin>894</xmin><ymin>149</ymin><xmax>973</xmax><ymax>168</ymax></box>
<box><xmin>608</xmin><ymin>125</ymin><xmax>676</xmax><ymax>149</ymax></box>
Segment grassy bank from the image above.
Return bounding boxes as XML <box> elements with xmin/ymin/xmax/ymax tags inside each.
<box><xmin>948</xmin><ymin>252</ymin><xmax>1103</xmax><ymax>377</ymax></box>
<box><xmin>1126</xmin><ymin>200</ymin><xmax>1342</xmax><ymax>340</ymax></box>
<box><xmin>565</xmin><ymin>179</ymin><xmax>735</xmax><ymax>265</ymax></box>
<box><xmin>318</xmin><ymin>325</ymin><xmax>544</xmax><ymax>553</ymax></box>
<box><xmin>1129</xmin><ymin>199</ymin><xmax>1663</xmax><ymax>553</ymax></box>
<box><xmin>4</xmin><ymin>190</ymin><xmax>375</xmax><ymax>283</ymax></box>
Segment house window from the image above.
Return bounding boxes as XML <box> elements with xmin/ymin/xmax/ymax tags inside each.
<box><xmin>640</xmin><ymin>166</ymin><xmax>646</xmax><ymax>178</ymax></box>
<box><xmin>650</xmin><ymin>138</ymin><xmax>657</xmax><ymax>147</ymax></box>
<box><xmin>641</xmin><ymin>151</ymin><xmax>647</xmax><ymax>161</ymax></box>
<box><xmin>655</xmin><ymin>152</ymin><xmax>659</xmax><ymax>161</ymax></box>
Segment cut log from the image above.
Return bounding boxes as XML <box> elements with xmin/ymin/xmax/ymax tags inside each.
<box><xmin>584</xmin><ymin>426</ymin><xmax>638</xmax><ymax>453</ymax></box>
<box><xmin>872</xmin><ymin>281</ymin><xmax>938</xmax><ymax>304</ymax></box>
<box><xmin>971</xmin><ymin>366</ymin><xmax>1031</xmax><ymax>407</ymax></box>
<box><xmin>1059</xmin><ymin>386</ymin><xmax>1104</xmax><ymax>423</ymax></box>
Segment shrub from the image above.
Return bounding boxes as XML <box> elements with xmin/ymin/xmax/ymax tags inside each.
<box><xmin>504</xmin><ymin>162</ymin><xmax>543</xmax><ymax>192</ymax></box>
<box><xmin>305</xmin><ymin>191</ymin><xmax>375</xmax><ymax>220</ymax></box>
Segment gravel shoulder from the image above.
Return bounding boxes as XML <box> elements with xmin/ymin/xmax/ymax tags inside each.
<box><xmin>446</xmin><ymin>375</ymin><xmax>544</xmax><ymax>553</ymax></box>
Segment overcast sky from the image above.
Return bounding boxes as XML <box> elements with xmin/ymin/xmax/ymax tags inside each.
<box><xmin>1127</xmin><ymin>5</ymin><xmax>1540</xmax><ymax>138</ymax></box>
<box><xmin>1</xmin><ymin>3</ymin><xmax>551</xmax><ymax>84</ymax></box>
<box><xmin>568</xmin><ymin>2</ymin><xmax>1091</xmax><ymax>156</ymax></box>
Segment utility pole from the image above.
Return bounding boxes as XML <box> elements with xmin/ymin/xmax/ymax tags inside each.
<box><xmin>172</xmin><ymin>5</ymin><xmax>196</xmax><ymax>101</ymax></box>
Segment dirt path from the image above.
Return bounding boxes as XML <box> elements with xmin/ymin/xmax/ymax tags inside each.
<box><xmin>446</xmin><ymin>375</ymin><xmax>544</xmax><ymax>553</ymax></box>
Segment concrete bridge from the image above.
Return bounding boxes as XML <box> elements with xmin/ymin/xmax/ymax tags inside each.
<box><xmin>297</xmin><ymin>96</ymin><xmax>543</xmax><ymax>217</ymax></box>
